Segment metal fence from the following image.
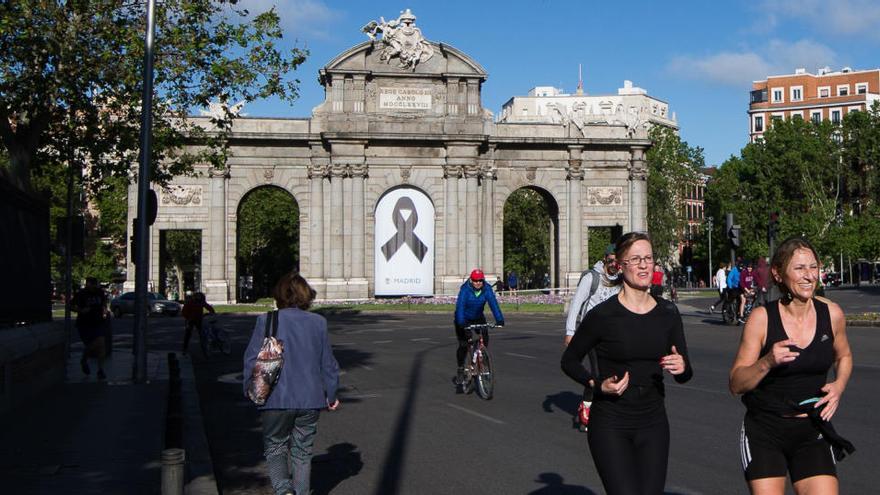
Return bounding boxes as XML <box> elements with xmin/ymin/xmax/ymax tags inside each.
<box><xmin>0</xmin><ymin>177</ymin><xmax>51</xmax><ymax>327</ymax></box>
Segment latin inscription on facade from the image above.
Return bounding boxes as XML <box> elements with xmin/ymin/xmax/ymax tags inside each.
<box><xmin>379</xmin><ymin>87</ymin><xmax>432</xmax><ymax>110</ymax></box>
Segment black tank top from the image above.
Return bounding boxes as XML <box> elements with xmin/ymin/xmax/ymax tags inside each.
<box><xmin>746</xmin><ymin>299</ymin><xmax>835</xmax><ymax>409</ymax></box>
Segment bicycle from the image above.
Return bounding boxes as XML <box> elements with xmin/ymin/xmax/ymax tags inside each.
<box><xmin>200</xmin><ymin>316</ymin><xmax>231</xmax><ymax>357</ymax></box>
<box><xmin>459</xmin><ymin>323</ymin><xmax>497</xmax><ymax>400</ymax></box>
<box><xmin>721</xmin><ymin>290</ymin><xmax>739</xmax><ymax>326</ymax></box>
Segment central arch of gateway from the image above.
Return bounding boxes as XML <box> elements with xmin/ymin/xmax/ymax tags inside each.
<box><xmin>127</xmin><ymin>16</ymin><xmax>651</xmax><ymax>303</ymax></box>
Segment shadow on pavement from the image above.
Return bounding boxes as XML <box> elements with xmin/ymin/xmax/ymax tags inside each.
<box><xmin>542</xmin><ymin>390</ymin><xmax>581</xmax><ymax>417</ymax></box>
<box><xmin>311</xmin><ymin>442</ymin><xmax>364</xmax><ymax>495</ymax></box>
<box><xmin>527</xmin><ymin>472</ymin><xmax>598</xmax><ymax>494</ymax></box>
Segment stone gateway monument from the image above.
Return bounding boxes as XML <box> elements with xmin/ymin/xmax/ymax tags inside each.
<box><xmin>127</xmin><ymin>10</ymin><xmax>651</xmax><ymax>302</ymax></box>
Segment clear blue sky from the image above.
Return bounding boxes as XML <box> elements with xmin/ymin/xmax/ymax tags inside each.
<box><xmin>242</xmin><ymin>0</ymin><xmax>880</xmax><ymax>166</ymax></box>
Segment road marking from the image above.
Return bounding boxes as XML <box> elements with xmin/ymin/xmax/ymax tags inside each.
<box><xmin>446</xmin><ymin>403</ymin><xmax>506</xmax><ymax>425</ymax></box>
<box><xmin>334</xmin><ymin>342</ymin><xmax>356</xmax><ymax>346</ymax></box>
<box><xmin>855</xmin><ymin>363</ymin><xmax>880</xmax><ymax>371</ymax></box>
<box><xmin>361</xmin><ymin>365</ymin><xmax>374</xmax><ymax>371</ymax></box>
<box><xmin>410</xmin><ymin>337</ymin><xmax>432</xmax><ymax>342</ymax></box>
<box><xmin>505</xmin><ymin>352</ymin><xmax>536</xmax><ymax>360</ymax></box>
<box><xmin>372</xmin><ymin>340</ymin><xmax>392</xmax><ymax>344</ymax></box>
<box><xmin>339</xmin><ymin>393</ymin><xmax>381</xmax><ymax>399</ymax></box>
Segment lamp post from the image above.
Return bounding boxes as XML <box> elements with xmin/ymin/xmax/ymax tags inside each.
<box><xmin>706</xmin><ymin>216</ymin><xmax>713</xmax><ymax>288</ymax></box>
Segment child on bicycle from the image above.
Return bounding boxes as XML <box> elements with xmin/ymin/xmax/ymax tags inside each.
<box><xmin>453</xmin><ymin>269</ymin><xmax>504</xmax><ymax>386</ymax></box>
<box><xmin>182</xmin><ymin>292</ymin><xmax>215</xmax><ymax>355</ymax></box>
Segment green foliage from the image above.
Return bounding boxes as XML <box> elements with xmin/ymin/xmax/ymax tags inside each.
<box><xmin>587</xmin><ymin>227</ymin><xmax>612</xmax><ymax>267</ymax></box>
<box><xmin>646</xmin><ymin>126</ymin><xmax>703</xmax><ymax>262</ymax></box>
<box><xmin>237</xmin><ymin>186</ymin><xmax>299</xmax><ymax>299</ymax></box>
<box><xmin>503</xmin><ymin>188</ymin><xmax>552</xmax><ymax>288</ymax></box>
<box><xmin>0</xmin><ymin>0</ymin><xmax>307</xmax><ymax>191</ymax></box>
<box><xmin>706</xmin><ymin>111</ymin><xmax>880</xmax><ymax>267</ymax></box>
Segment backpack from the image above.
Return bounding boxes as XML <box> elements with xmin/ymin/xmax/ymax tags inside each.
<box><xmin>575</xmin><ymin>269</ymin><xmax>603</xmax><ymax>326</ymax></box>
<box><xmin>245</xmin><ymin>311</ymin><xmax>284</xmax><ymax>406</ymax></box>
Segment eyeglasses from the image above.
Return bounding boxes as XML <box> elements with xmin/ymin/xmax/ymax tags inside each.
<box><xmin>622</xmin><ymin>255</ymin><xmax>654</xmax><ymax>266</ymax></box>
<box><xmin>471</xmin><ymin>279</ymin><xmax>484</xmax><ymax>283</ymax></box>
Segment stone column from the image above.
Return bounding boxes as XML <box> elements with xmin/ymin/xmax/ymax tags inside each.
<box><xmin>307</xmin><ymin>161</ymin><xmax>326</xmax><ymax>279</ymax></box>
<box><xmin>481</xmin><ymin>162</ymin><xmax>496</xmax><ymax>279</ymax></box>
<box><xmin>443</xmin><ymin>165</ymin><xmax>460</xmax><ymax>290</ymax></box>
<box><xmin>567</xmin><ymin>146</ymin><xmax>585</xmax><ymax>287</ymax></box>
<box><xmin>464</xmin><ymin>165</ymin><xmax>480</xmax><ymax>272</ymax></box>
<box><xmin>348</xmin><ymin>163</ymin><xmax>368</xmax><ymax>298</ymax></box>
<box><xmin>352</xmin><ymin>74</ymin><xmax>366</xmax><ymax>113</ymax></box>
<box><xmin>328</xmin><ymin>165</ymin><xmax>345</xmax><ymax>279</ymax></box>
<box><xmin>467</xmin><ymin>80</ymin><xmax>479</xmax><ymax>115</ymax></box>
<box><xmin>204</xmin><ymin>167</ymin><xmax>230</xmax><ymax>303</ymax></box>
<box><xmin>629</xmin><ymin>147</ymin><xmax>648</xmax><ymax>232</ymax></box>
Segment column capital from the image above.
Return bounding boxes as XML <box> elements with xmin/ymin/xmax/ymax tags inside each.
<box><xmin>349</xmin><ymin>163</ymin><xmax>369</xmax><ymax>178</ymax></box>
<box><xmin>443</xmin><ymin>164</ymin><xmax>462</xmax><ymax>179</ymax></box>
<box><xmin>307</xmin><ymin>163</ymin><xmax>329</xmax><ymax>179</ymax></box>
<box><xmin>208</xmin><ymin>166</ymin><xmax>230</xmax><ymax>179</ymax></box>
<box><xmin>462</xmin><ymin>164</ymin><xmax>482</xmax><ymax>179</ymax></box>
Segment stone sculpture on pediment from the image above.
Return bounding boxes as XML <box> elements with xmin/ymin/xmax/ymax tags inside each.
<box><xmin>362</xmin><ymin>9</ymin><xmax>434</xmax><ymax>70</ymax></box>
<box><xmin>161</xmin><ymin>185</ymin><xmax>203</xmax><ymax>206</ymax></box>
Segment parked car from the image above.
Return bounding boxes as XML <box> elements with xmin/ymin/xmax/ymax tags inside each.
<box><xmin>823</xmin><ymin>272</ymin><xmax>842</xmax><ymax>287</ymax></box>
<box><xmin>111</xmin><ymin>292</ymin><xmax>181</xmax><ymax>317</ymax></box>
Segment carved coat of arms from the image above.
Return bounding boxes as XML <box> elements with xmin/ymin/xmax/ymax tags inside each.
<box><xmin>362</xmin><ymin>9</ymin><xmax>434</xmax><ymax>70</ymax></box>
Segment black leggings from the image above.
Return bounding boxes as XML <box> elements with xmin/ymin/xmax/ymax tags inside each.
<box><xmin>183</xmin><ymin>319</ymin><xmax>203</xmax><ymax>352</ymax></box>
<box><xmin>454</xmin><ymin>318</ymin><xmax>488</xmax><ymax>367</ymax></box>
<box><xmin>587</xmin><ymin>419</ymin><xmax>670</xmax><ymax>495</ymax></box>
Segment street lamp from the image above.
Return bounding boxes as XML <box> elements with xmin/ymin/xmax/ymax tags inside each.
<box><xmin>706</xmin><ymin>216</ymin><xmax>713</xmax><ymax>288</ymax></box>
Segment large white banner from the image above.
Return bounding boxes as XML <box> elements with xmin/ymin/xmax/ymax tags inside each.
<box><xmin>374</xmin><ymin>187</ymin><xmax>434</xmax><ymax>296</ymax></box>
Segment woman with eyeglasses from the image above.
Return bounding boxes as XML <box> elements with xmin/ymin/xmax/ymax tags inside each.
<box><xmin>561</xmin><ymin>232</ymin><xmax>693</xmax><ymax>495</ymax></box>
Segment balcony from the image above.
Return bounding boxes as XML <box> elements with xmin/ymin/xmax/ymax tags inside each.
<box><xmin>750</xmin><ymin>89</ymin><xmax>767</xmax><ymax>104</ymax></box>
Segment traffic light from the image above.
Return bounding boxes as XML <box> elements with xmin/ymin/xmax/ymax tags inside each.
<box><xmin>768</xmin><ymin>211</ymin><xmax>780</xmax><ymax>244</ymax></box>
<box><xmin>728</xmin><ymin>225</ymin><xmax>742</xmax><ymax>248</ymax></box>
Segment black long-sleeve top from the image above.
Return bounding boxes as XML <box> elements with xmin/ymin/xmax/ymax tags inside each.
<box><xmin>561</xmin><ymin>295</ymin><xmax>693</xmax><ymax>427</ymax></box>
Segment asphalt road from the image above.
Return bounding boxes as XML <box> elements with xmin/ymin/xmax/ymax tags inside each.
<box><xmin>138</xmin><ymin>287</ymin><xmax>879</xmax><ymax>494</ymax></box>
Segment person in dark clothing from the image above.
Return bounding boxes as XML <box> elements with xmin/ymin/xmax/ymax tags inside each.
<box><xmin>454</xmin><ymin>269</ymin><xmax>504</xmax><ymax>385</ymax></box>
<box><xmin>561</xmin><ymin>232</ymin><xmax>693</xmax><ymax>495</ymax></box>
<box><xmin>730</xmin><ymin>238</ymin><xmax>853</xmax><ymax>495</ymax></box>
<box><xmin>181</xmin><ymin>292</ymin><xmax>215</xmax><ymax>355</ymax></box>
<box><xmin>73</xmin><ymin>277</ymin><xmax>109</xmax><ymax>380</ymax></box>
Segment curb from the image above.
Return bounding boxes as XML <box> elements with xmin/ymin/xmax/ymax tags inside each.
<box><xmin>179</xmin><ymin>354</ymin><xmax>220</xmax><ymax>495</ymax></box>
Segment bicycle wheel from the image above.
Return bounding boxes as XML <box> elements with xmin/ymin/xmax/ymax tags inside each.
<box><xmin>721</xmin><ymin>302</ymin><xmax>736</xmax><ymax>326</ymax></box>
<box><xmin>199</xmin><ymin>328</ymin><xmax>212</xmax><ymax>358</ymax></box>
<box><xmin>218</xmin><ymin>330</ymin><xmax>231</xmax><ymax>355</ymax></box>
<box><xmin>475</xmin><ymin>345</ymin><xmax>494</xmax><ymax>400</ymax></box>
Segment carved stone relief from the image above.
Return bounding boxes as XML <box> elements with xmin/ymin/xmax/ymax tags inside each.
<box><xmin>587</xmin><ymin>186</ymin><xmax>623</xmax><ymax>206</ymax></box>
<box><xmin>161</xmin><ymin>185</ymin><xmax>203</xmax><ymax>206</ymax></box>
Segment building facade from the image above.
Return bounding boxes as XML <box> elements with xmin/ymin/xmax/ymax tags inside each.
<box><xmin>749</xmin><ymin>67</ymin><xmax>880</xmax><ymax>142</ymax></box>
<box><xmin>126</xmin><ymin>11</ymin><xmax>656</xmax><ymax>302</ymax></box>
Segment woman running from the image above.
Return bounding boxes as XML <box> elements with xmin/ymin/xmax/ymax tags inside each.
<box><xmin>730</xmin><ymin>237</ymin><xmax>854</xmax><ymax>495</ymax></box>
<box><xmin>561</xmin><ymin>232</ymin><xmax>693</xmax><ymax>495</ymax></box>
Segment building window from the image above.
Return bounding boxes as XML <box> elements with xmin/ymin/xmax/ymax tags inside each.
<box><xmin>771</xmin><ymin>88</ymin><xmax>784</xmax><ymax>103</ymax></box>
<box><xmin>856</xmin><ymin>83</ymin><xmax>868</xmax><ymax>94</ymax></box>
<box><xmin>819</xmin><ymin>86</ymin><xmax>830</xmax><ymax>98</ymax></box>
<box><xmin>811</xmin><ymin>111</ymin><xmax>822</xmax><ymax>124</ymax></box>
<box><xmin>831</xmin><ymin>110</ymin><xmax>841</xmax><ymax>124</ymax></box>
<box><xmin>791</xmin><ymin>86</ymin><xmax>803</xmax><ymax>102</ymax></box>
<box><xmin>754</xmin><ymin>115</ymin><xmax>764</xmax><ymax>132</ymax></box>
<box><xmin>750</xmin><ymin>89</ymin><xmax>768</xmax><ymax>103</ymax></box>
<box><xmin>790</xmin><ymin>111</ymin><xmax>803</xmax><ymax>120</ymax></box>
<box><xmin>837</xmin><ymin>85</ymin><xmax>849</xmax><ymax>96</ymax></box>
<box><xmin>771</xmin><ymin>114</ymin><xmax>783</xmax><ymax>123</ymax></box>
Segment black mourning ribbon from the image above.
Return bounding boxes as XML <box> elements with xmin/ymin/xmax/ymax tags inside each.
<box><xmin>381</xmin><ymin>197</ymin><xmax>428</xmax><ymax>262</ymax></box>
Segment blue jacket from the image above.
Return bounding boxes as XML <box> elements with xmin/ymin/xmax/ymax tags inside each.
<box><xmin>243</xmin><ymin>308</ymin><xmax>339</xmax><ymax>410</ymax></box>
<box><xmin>727</xmin><ymin>266</ymin><xmax>741</xmax><ymax>290</ymax></box>
<box><xmin>455</xmin><ymin>281</ymin><xmax>504</xmax><ymax>326</ymax></box>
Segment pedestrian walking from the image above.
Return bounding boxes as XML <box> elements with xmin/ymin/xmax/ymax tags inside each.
<box><xmin>755</xmin><ymin>257</ymin><xmax>770</xmax><ymax>306</ymax></box>
<box><xmin>507</xmin><ymin>270</ymin><xmax>519</xmax><ymax>295</ymax></box>
<box><xmin>563</xmin><ymin>243</ymin><xmax>621</xmax><ymax>432</ymax></box>
<box><xmin>650</xmin><ymin>264</ymin><xmax>664</xmax><ymax>298</ymax></box>
<box><xmin>243</xmin><ymin>272</ymin><xmax>340</xmax><ymax>495</ymax></box>
<box><xmin>709</xmin><ymin>262</ymin><xmax>728</xmax><ymax>313</ymax></box>
<box><xmin>561</xmin><ymin>232</ymin><xmax>693</xmax><ymax>494</ymax></box>
<box><xmin>73</xmin><ymin>277</ymin><xmax>109</xmax><ymax>380</ymax></box>
<box><xmin>730</xmin><ymin>237</ymin><xmax>854</xmax><ymax>495</ymax></box>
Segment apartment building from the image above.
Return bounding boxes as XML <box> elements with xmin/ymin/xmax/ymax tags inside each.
<box><xmin>749</xmin><ymin>67</ymin><xmax>880</xmax><ymax>142</ymax></box>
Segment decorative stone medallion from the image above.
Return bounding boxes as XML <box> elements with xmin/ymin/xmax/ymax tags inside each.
<box><xmin>587</xmin><ymin>186</ymin><xmax>623</xmax><ymax>206</ymax></box>
<box><xmin>161</xmin><ymin>185</ymin><xmax>203</xmax><ymax>206</ymax></box>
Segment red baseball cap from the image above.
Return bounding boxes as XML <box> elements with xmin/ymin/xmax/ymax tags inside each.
<box><xmin>469</xmin><ymin>269</ymin><xmax>485</xmax><ymax>281</ymax></box>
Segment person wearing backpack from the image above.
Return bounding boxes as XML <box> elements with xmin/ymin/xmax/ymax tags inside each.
<box><xmin>564</xmin><ymin>244</ymin><xmax>621</xmax><ymax>431</ymax></box>
<box><xmin>243</xmin><ymin>272</ymin><xmax>340</xmax><ymax>495</ymax></box>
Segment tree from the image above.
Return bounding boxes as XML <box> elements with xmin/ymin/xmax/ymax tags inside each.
<box><xmin>0</xmin><ymin>1</ymin><xmax>307</xmax><ymax>191</ymax></box>
<box><xmin>237</xmin><ymin>187</ymin><xmax>299</xmax><ymax>300</ymax></box>
<box><xmin>645</xmin><ymin>126</ymin><xmax>703</xmax><ymax>262</ymax></box>
<box><xmin>164</xmin><ymin>230</ymin><xmax>201</xmax><ymax>299</ymax></box>
<box><xmin>503</xmin><ymin>188</ymin><xmax>552</xmax><ymax>289</ymax></box>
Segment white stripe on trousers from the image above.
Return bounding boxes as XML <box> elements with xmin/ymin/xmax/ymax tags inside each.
<box><xmin>740</xmin><ymin>422</ymin><xmax>752</xmax><ymax>471</ymax></box>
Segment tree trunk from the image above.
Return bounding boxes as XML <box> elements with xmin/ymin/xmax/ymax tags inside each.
<box><xmin>175</xmin><ymin>265</ymin><xmax>185</xmax><ymax>300</ymax></box>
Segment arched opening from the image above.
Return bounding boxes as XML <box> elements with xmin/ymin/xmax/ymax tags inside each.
<box><xmin>236</xmin><ymin>186</ymin><xmax>299</xmax><ymax>302</ymax></box>
<box><xmin>502</xmin><ymin>187</ymin><xmax>559</xmax><ymax>292</ymax></box>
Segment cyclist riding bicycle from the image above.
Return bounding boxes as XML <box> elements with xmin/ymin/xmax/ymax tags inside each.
<box><xmin>454</xmin><ymin>269</ymin><xmax>504</xmax><ymax>386</ymax></box>
<box><xmin>182</xmin><ymin>292</ymin><xmax>216</xmax><ymax>355</ymax></box>
<box><xmin>738</xmin><ymin>263</ymin><xmax>756</xmax><ymax>324</ymax></box>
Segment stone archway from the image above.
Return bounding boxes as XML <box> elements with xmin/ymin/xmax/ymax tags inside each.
<box><xmin>235</xmin><ymin>185</ymin><xmax>299</xmax><ymax>302</ymax></box>
<box><xmin>502</xmin><ymin>186</ymin><xmax>560</xmax><ymax>291</ymax></box>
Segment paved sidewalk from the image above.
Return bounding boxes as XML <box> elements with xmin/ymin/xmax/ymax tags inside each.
<box><xmin>0</xmin><ymin>340</ymin><xmax>170</xmax><ymax>494</ymax></box>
